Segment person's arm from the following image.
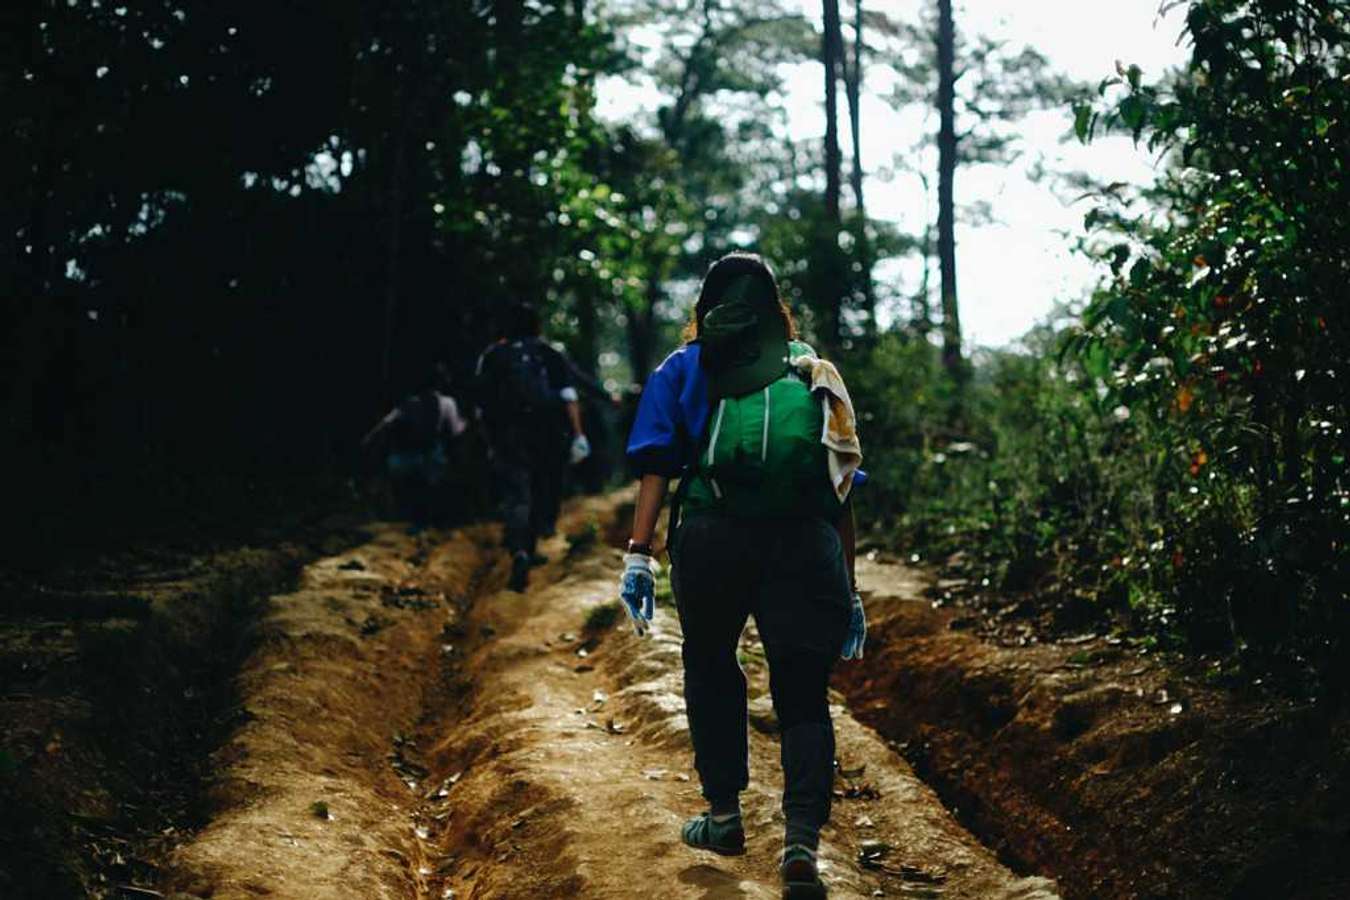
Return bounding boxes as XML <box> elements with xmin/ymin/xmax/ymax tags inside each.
<box><xmin>629</xmin><ymin>473</ymin><xmax>670</xmax><ymax>550</ymax></box>
<box><xmin>615</xmin><ymin>351</ymin><xmax>690</xmax><ymax>637</ymax></box>
<box><xmin>836</xmin><ymin>497</ymin><xmax>857</xmax><ymax>592</ymax></box>
<box><xmin>562</xmin><ymin>387</ymin><xmax>589</xmax><ymax>463</ymax></box>
<box><xmin>361</xmin><ymin>407</ymin><xmax>401</xmax><ymax>450</ymax></box>
<box><xmin>442</xmin><ymin>395</ymin><xmax>469</xmax><ymax>438</ymax></box>
<box><xmin>623</xmin><ymin>346</ymin><xmax>696</xmax><ymax>551</ymax></box>
<box><xmin>562</xmin><ymin>354</ymin><xmax>615</xmax><ymax>404</ymax></box>
<box><xmin>837</xmin><ymin>494</ymin><xmax>867</xmax><ymax>659</ymax></box>
<box><xmin>618</xmin><ymin>472</ymin><xmax>668</xmax><ymax>637</ymax></box>
<box><xmin>564</xmin><ymin>397</ymin><xmax>584</xmax><ymax>437</ymax></box>
<box><xmin>543</xmin><ymin>344</ymin><xmax>587</xmax><ymax>440</ymax></box>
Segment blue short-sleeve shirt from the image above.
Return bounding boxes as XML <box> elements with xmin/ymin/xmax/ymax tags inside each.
<box><xmin>625</xmin><ymin>342</ymin><xmax>868</xmax><ymax>488</ymax></box>
<box><xmin>626</xmin><ymin>344</ymin><xmax>709</xmax><ymax>478</ymax></box>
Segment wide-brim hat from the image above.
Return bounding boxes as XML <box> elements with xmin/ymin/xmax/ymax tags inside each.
<box><xmin>701</xmin><ymin>299</ymin><xmax>789</xmax><ymax>399</ymax></box>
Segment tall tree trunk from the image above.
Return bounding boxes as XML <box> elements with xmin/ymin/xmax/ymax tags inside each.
<box><xmin>917</xmin><ymin>222</ymin><xmax>934</xmax><ymax>339</ymax></box>
<box><xmin>822</xmin><ymin>0</ymin><xmax>844</xmax><ymax>343</ymax></box>
<box><xmin>823</xmin><ymin>0</ymin><xmax>843</xmax><ymax>223</ymax></box>
<box><xmin>379</xmin><ymin>79</ymin><xmax>408</xmax><ymax>401</ymax></box>
<box><xmin>914</xmin><ymin>171</ymin><xmax>933</xmax><ymax>339</ymax></box>
<box><xmin>570</xmin><ymin>0</ymin><xmax>598</xmax><ymax>376</ymax></box>
<box><xmin>843</xmin><ymin>0</ymin><xmax>874</xmax><ymax>333</ymax></box>
<box><xmin>844</xmin><ymin>0</ymin><xmax>864</xmax><ymax>213</ymax></box>
<box><xmin>936</xmin><ymin>0</ymin><xmax>962</xmax><ymax>378</ymax></box>
<box><xmin>575</xmin><ymin>289</ymin><xmax>599</xmax><ymax>376</ymax></box>
<box><xmin>627</xmin><ymin>277</ymin><xmax>661</xmax><ymax>383</ymax></box>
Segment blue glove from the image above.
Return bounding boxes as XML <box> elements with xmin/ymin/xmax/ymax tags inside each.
<box><xmin>620</xmin><ymin>553</ymin><xmax>657</xmax><ymax>636</ymax></box>
<box><xmin>841</xmin><ymin>592</ymin><xmax>867</xmax><ymax>660</ymax></box>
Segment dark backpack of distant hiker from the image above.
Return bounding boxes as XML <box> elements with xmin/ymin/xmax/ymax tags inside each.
<box><xmin>682</xmin><ymin>340</ymin><xmax>841</xmax><ymax>520</ymax></box>
<box><xmin>497</xmin><ymin>338</ymin><xmax>560</xmax><ymax>414</ymax></box>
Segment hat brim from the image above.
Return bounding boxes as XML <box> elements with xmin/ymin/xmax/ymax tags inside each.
<box><xmin>706</xmin><ymin>331</ymin><xmax>790</xmax><ymax>398</ymax></box>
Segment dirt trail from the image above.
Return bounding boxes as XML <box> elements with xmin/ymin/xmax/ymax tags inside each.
<box><xmin>837</xmin><ymin>556</ymin><xmax>1350</xmax><ymax>900</ymax></box>
<box><xmin>163</xmin><ymin>492</ymin><xmax>1059</xmax><ymax>899</ymax></box>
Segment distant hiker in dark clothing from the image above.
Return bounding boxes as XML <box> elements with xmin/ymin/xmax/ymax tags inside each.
<box><xmin>361</xmin><ymin>366</ymin><xmax>468</xmax><ymax>532</ymax></box>
<box><xmin>561</xmin><ymin>355</ymin><xmax>624</xmax><ymax>493</ymax></box>
<box><xmin>475</xmin><ymin>303</ymin><xmax>590</xmax><ymax>592</ymax></box>
<box><xmin>619</xmin><ymin>253</ymin><xmax>868</xmax><ymax>899</ymax></box>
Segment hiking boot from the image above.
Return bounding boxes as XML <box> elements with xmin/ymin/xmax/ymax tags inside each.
<box><xmin>780</xmin><ymin>845</ymin><xmax>826</xmax><ymax>899</ymax></box>
<box><xmin>680</xmin><ymin>812</ymin><xmax>745</xmax><ymax>857</ymax></box>
<box><xmin>509</xmin><ymin>552</ymin><xmax>531</xmax><ymax>593</ymax></box>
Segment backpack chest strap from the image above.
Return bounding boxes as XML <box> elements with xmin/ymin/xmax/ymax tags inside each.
<box><xmin>760</xmin><ymin>385</ymin><xmax>770</xmax><ymax>462</ymax></box>
<box><xmin>706</xmin><ymin>398</ymin><xmax>727</xmax><ymax>499</ymax></box>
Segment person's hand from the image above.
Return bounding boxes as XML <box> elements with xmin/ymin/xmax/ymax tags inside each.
<box><xmin>619</xmin><ymin>552</ymin><xmax>657</xmax><ymax>637</ymax></box>
<box><xmin>570</xmin><ymin>433</ymin><xmax>592</xmax><ymax>465</ymax></box>
<box><xmin>840</xmin><ymin>592</ymin><xmax>867</xmax><ymax>660</ymax></box>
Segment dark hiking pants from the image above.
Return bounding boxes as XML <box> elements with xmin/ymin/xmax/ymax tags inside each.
<box><xmin>387</xmin><ymin>446</ymin><xmax>448</xmax><ymax>527</ymax></box>
<box><xmin>670</xmin><ymin>514</ymin><xmax>852</xmax><ymax>849</ymax></box>
<box><xmin>491</xmin><ymin>431</ymin><xmax>566</xmax><ymax>555</ymax></box>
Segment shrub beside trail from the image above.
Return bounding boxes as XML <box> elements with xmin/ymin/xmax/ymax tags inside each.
<box><xmin>849</xmin><ymin>0</ymin><xmax>1348</xmax><ymax>692</ymax></box>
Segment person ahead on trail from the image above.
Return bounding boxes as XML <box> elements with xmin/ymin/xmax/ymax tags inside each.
<box><xmin>475</xmin><ymin>303</ymin><xmax>591</xmax><ymax>592</ymax></box>
<box><xmin>562</xmin><ymin>354</ymin><xmax>626</xmax><ymax>493</ymax></box>
<box><xmin>361</xmin><ymin>366</ymin><xmax>468</xmax><ymax>532</ymax></box>
<box><xmin>618</xmin><ymin>252</ymin><xmax>868</xmax><ymax>899</ymax></box>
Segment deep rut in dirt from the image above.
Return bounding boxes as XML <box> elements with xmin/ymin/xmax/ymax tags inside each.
<box><xmin>835</xmin><ymin>556</ymin><xmax>1350</xmax><ymax>900</ymax></box>
<box><xmin>159</xmin><ymin>492</ymin><xmax>1061</xmax><ymax>899</ymax></box>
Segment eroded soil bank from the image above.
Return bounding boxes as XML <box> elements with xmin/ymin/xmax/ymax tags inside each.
<box><xmin>836</xmin><ymin>555</ymin><xmax>1350</xmax><ymax>900</ymax></box>
<box><xmin>150</xmin><ymin>491</ymin><xmax>1058</xmax><ymax>899</ymax></box>
<box><xmin>1</xmin><ymin>523</ymin><xmax>363</xmax><ymax>897</ymax></box>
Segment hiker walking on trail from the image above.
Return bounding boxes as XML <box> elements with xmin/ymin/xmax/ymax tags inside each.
<box><xmin>475</xmin><ymin>303</ymin><xmax>591</xmax><ymax>592</ymax></box>
<box><xmin>361</xmin><ymin>366</ymin><xmax>468</xmax><ymax>532</ymax></box>
<box><xmin>618</xmin><ymin>252</ymin><xmax>868</xmax><ymax>899</ymax></box>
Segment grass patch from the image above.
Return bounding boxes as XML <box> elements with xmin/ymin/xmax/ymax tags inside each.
<box><xmin>584</xmin><ymin>601</ymin><xmax>621</xmax><ymax>632</ymax></box>
<box><xmin>565</xmin><ymin>520</ymin><xmax>600</xmax><ymax>557</ymax></box>
<box><xmin>654</xmin><ymin>569</ymin><xmax>674</xmax><ymax>608</ymax></box>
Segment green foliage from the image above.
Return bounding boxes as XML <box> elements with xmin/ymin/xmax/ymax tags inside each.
<box><xmin>856</xmin><ymin>0</ymin><xmax>1348</xmax><ymax>690</ymax></box>
<box><xmin>1070</xmin><ymin>0</ymin><xmax>1348</xmax><ymax>674</ymax></box>
<box><xmin>653</xmin><ymin>567</ymin><xmax>674</xmax><ymax>608</ymax></box>
<box><xmin>852</xmin><ymin>329</ymin><xmax>1154</xmax><ymax>607</ymax></box>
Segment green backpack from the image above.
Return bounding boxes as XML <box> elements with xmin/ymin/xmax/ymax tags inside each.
<box><xmin>682</xmin><ymin>341</ymin><xmax>842</xmax><ymax>520</ymax></box>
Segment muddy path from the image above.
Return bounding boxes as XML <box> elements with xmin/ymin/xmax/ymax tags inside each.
<box><xmin>160</xmin><ymin>492</ymin><xmax>1059</xmax><ymax>899</ymax></box>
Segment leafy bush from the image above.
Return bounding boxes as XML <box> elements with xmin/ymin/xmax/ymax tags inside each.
<box><xmin>853</xmin><ymin>0</ymin><xmax>1348</xmax><ymax>691</ymax></box>
<box><xmin>852</xmin><ymin>330</ymin><xmax>1154</xmax><ymax>615</ymax></box>
<box><xmin>1070</xmin><ymin>0</ymin><xmax>1349</xmax><ymax>677</ymax></box>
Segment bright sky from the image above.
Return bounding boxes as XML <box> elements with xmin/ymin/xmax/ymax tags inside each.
<box><xmin>597</xmin><ymin>0</ymin><xmax>1190</xmax><ymax>347</ymax></box>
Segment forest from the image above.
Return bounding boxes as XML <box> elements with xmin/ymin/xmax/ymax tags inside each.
<box><xmin>2</xmin><ymin>1</ymin><xmax>1348</xmax><ymax>898</ymax></box>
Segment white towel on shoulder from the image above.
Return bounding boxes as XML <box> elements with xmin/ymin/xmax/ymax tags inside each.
<box><xmin>789</xmin><ymin>353</ymin><xmax>863</xmax><ymax>502</ymax></box>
